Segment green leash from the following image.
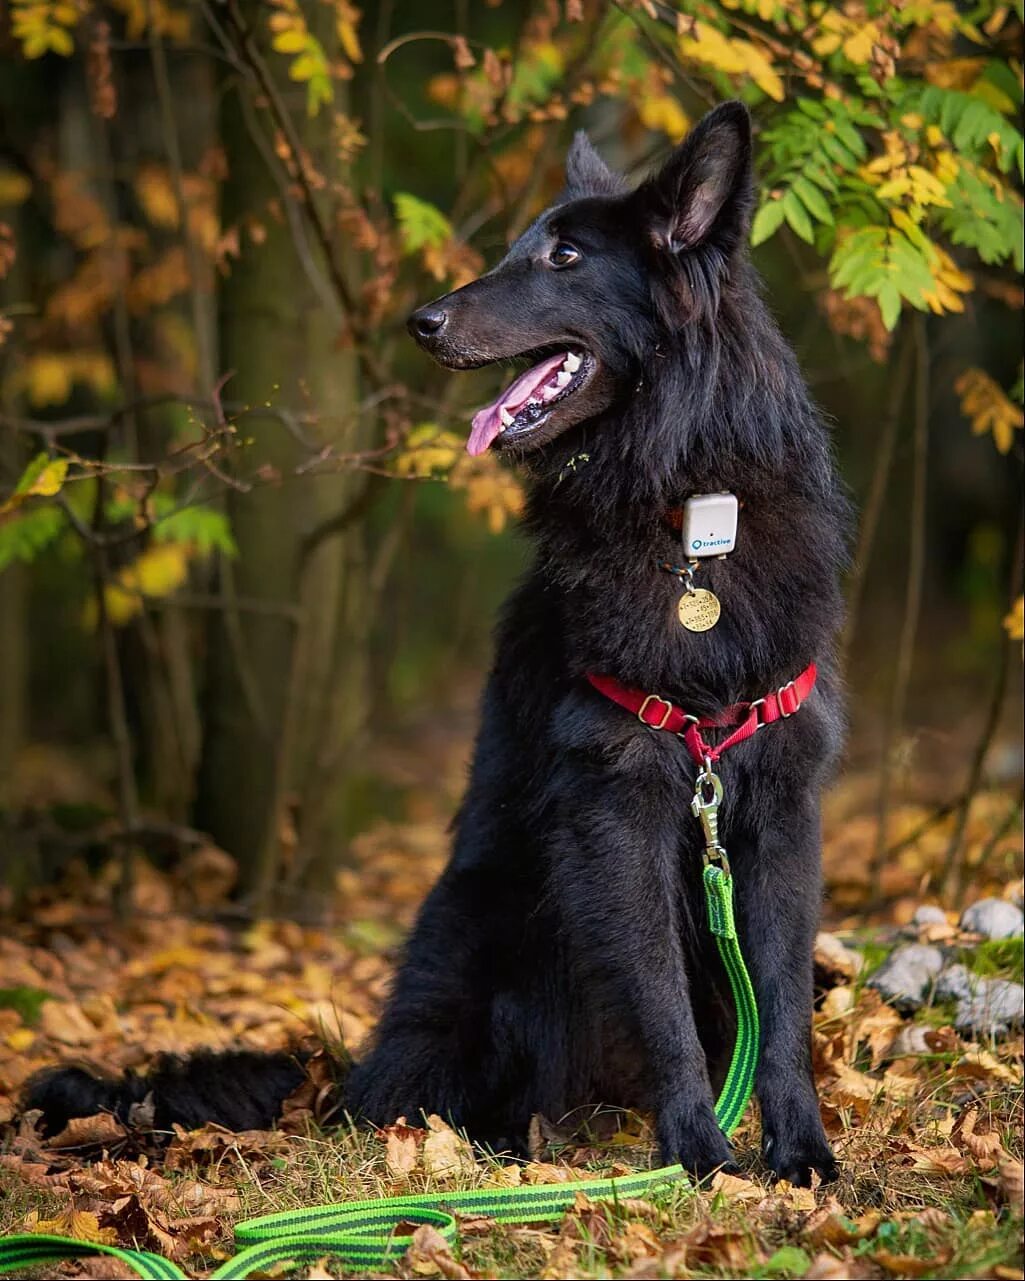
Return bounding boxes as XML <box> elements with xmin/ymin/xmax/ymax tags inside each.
<box><xmin>0</xmin><ymin>774</ymin><xmax>759</xmax><ymax>1280</ymax></box>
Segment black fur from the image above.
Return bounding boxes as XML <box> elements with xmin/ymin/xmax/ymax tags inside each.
<box><xmin>23</xmin><ymin>1050</ymin><xmax>308</xmax><ymax>1137</ymax></box>
<box><xmin>24</xmin><ymin>104</ymin><xmax>845</xmax><ymax>1186</ymax></box>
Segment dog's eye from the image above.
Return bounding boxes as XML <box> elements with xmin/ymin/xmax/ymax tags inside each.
<box><xmin>547</xmin><ymin>243</ymin><xmax>580</xmax><ymax>269</ymax></box>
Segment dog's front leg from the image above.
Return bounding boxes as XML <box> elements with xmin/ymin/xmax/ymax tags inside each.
<box><xmin>732</xmin><ymin>795</ymin><xmax>838</xmax><ymax>1187</ymax></box>
<box><xmin>547</xmin><ymin>737</ymin><xmax>734</xmax><ymax>1179</ymax></box>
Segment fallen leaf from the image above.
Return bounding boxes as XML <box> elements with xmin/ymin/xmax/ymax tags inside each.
<box><xmin>403</xmin><ymin>1224</ymin><xmax>472</xmax><ymax>1278</ymax></box>
<box><xmin>998</xmin><ymin>1158</ymin><xmax>1024</xmax><ymax>1207</ymax></box>
<box><xmin>26</xmin><ymin>1208</ymin><xmax>117</xmax><ymax>1245</ymax></box>
<box><xmin>382</xmin><ymin>1117</ymin><xmax>425</xmax><ymax>1178</ymax></box>
<box><xmin>422</xmin><ymin>1114</ymin><xmax>476</xmax><ymax>1181</ymax></box>
<box><xmin>45</xmin><ymin>1112</ymin><xmax>127</xmax><ymax>1150</ymax></box>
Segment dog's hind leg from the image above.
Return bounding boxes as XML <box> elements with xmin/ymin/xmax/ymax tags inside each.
<box><xmin>545</xmin><ymin>701</ymin><xmax>735</xmax><ymax>1179</ymax></box>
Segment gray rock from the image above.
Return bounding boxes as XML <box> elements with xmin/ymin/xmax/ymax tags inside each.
<box><xmin>954</xmin><ymin>979</ymin><xmax>1025</xmax><ymax>1038</ymax></box>
<box><xmin>867</xmin><ymin>944</ymin><xmax>945</xmax><ymax>1011</ymax></box>
<box><xmin>959</xmin><ymin>898</ymin><xmax>1024</xmax><ymax>941</ymax></box>
<box><xmin>912</xmin><ymin>905</ymin><xmax>947</xmax><ymax>927</ymax></box>
<box><xmin>934</xmin><ymin>963</ymin><xmax>980</xmax><ymax>1003</ymax></box>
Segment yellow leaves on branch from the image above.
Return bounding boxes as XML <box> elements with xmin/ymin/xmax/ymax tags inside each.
<box><xmin>0</xmin><ymin>452</ymin><xmax>69</xmax><ymax>516</ymax></box>
<box><xmin>13</xmin><ymin>350</ymin><xmax>117</xmax><ymax>409</ymax></box>
<box><xmin>109</xmin><ymin>0</ymin><xmax>191</xmax><ymax>43</ymax></box>
<box><xmin>452</xmin><ymin>454</ymin><xmax>525</xmax><ymax>535</ymax></box>
<box><xmin>812</xmin><ymin>9</ymin><xmax>882</xmax><ymax>66</ymax></box>
<box><xmin>85</xmin><ymin>543</ymin><xmax>191</xmax><ymax>628</ymax></box>
<box><xmin>919</xmin><ymin>245</ymin><xmax>972</xmax><ymax>316</ymax></box>
<box><xmin>393</xmin><ymin>425</ymin><xmax>524</xmax><ymax>535</ymax></box>
<box><xmin>11</xmin><ymin>1</ymin><xmax>79</xmax><ymax>59</ymax></box>
<box><xmin>268</xmin><ymin>0</ymin><xmax>362</xmax><ymax>115</ymax></box>
<box><xmin>677</xmin><ymin>21</ymin><xmax>784</xmax><ymax>102</ymax></box>
<box><xmin>955</xmin><ymin>368</ymin><xmax>1024</xmax><ymax>455</ymax></box>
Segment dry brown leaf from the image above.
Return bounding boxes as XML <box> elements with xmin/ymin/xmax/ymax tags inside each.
<box><xmin>805</xmin><ymin>1204</ymin><xmax>881</xmax><ymax>1246</ymax></box>
<box><xmin>873</xmin><ymin>1247</ymin><xmax>948</xmax><ymax>1276</ymax></box>
<box><xmin>815</xmin><ymin>932</ymin><xmax>863</xmax><ymax>981</ymax></box>
<box><xmin>382</xmin><ymin>1117</ymin><xmax>426</xmax><ymax>1178</ymax></box>
<box><xmin>403</xmin><ymin>1223</ymin><xmax>474</xmax><ymax>1279</ymax></box>
<box><xmin>45</xmin><ymin>1111</ymin><xmax>127</xmax><ymax>1150</ymax></box>
<box><xmin>708</xmin><ymin>1170</ymin><xmax>762</xmax><ymax>1201</ymax></box>
<box><xmin>998</xmin><ymin>1157</ymin><xmax>1024</xmax><ymax>1207</ymax></box>
<box><xmin>954</xmin><ymin>1049</ymin><xmax>1022</xmax><ymax>1085</ymax></box>
<box><xmin>38</xmin><ymin>998</ymin><xmax>100</xmax><ymax>1045</ymax></box>
<box><xmin>523</xmin><ymin>1161</ymin><xmax>584</xmax><ymax>1184</ymax></box>
<box><xmin>907</xmin><ymin>1145</ymin><xmax>968</xmax><ymax>1176</ymax></box>
<box><xmin>679</xmin><ymin>1220</ymin><xmax>752</xmax><ymax>1270</ymax></box>
<box><xmin>959</xmin><ymin>1108</ymin><xmax>1008</xmax><ymax>1168</ymax></box>
<box><xmin>422</xmin><ymin>1114</ymin><xmax>476</xmax><ymax>1181</ymax></box>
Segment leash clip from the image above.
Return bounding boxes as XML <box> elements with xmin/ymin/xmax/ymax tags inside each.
<box><xmin>691</xmin><ymin>759</ymin><xmax>730</xmax><ymax>876</ymax></box>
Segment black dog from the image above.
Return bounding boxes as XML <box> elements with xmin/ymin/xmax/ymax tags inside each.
<box><xmin>26</xmin><ymin>102</ymin><xmax>845</xmax><ymax>1186</ymax></box>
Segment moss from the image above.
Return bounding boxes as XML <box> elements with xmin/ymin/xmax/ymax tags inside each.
<box><xmin>0</xmin><ymin>986</ymin><xmax>50</xmax><ymax>1027</ymax></box>
<box><xmin>964</xmin><ymin>936</ymin><xmax>1024</xmax><ymax>983</ymax></box>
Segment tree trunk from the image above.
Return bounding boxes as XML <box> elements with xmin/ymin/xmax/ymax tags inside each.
<box><xmin>194</xmin><ymin>5</ymin><xmax>364</xmax><ymax>910</ymax></box>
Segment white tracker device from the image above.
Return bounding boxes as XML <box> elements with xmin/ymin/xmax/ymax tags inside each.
<box><xmin>681</xmin><ymin>492</ymin><xmax>739</xmax><ymax>558</ymax></box>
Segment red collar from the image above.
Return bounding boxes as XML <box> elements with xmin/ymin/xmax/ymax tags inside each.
<box><xmin>586</xmin><ymin>663</ymin><xmax>817</xmax><ymax>767</ymax></box>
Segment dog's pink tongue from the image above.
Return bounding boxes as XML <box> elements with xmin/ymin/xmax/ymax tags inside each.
<box><xmin>466</xmin><ymin>352</ymin><xmax>568</xmax><ymax>455</ymax></box>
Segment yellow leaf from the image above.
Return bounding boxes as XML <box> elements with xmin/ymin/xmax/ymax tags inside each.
<box><xmin>1004</xmin><ymin>596</ymin><xmax>1024</xmax><ymax>643</ymax></box>
<box><xmin>130</xmin><ymin>541</ymin><xmax>190</xmax><ymax>599</ymax></box>
<box><xmin>678</xmin><ymin>23</ymin><xmax>783</xmax><ymax>102</ymax></box>
<box><xmin>955</xmin><ymin>367</ymin><xmax>1023</xmax><ymax>454</ymax></box>
<box><xmin>6</xmin><ymin>1027</ymin><xmax>35</xmax><ymax>1052</ymax></box>
<box><xmin>393</xmin><ymin>424</ymin><xmax>463</xmax><ymax>478</ymax></box>
<box><xmin>0</xmin><ymin>169</ymin><xmax>31</xmax><ymax>206</ymax></box>
<box><xmin>271</xmin><ymin>28</ymin><xmax>306</xmax><ymax>54</ymax></box>
<box><xmin>27</xmin><ymin>1209</ymin><xmax>117</xmax><ymax>1245</ymax></box>
<box><xmin>638</xmin><ymin>93</ymin><xmax>690</xmax><ymax>142</ymax></box>
<box><xmin>337</xmin><ymin>3</ymin><xmax>363</xmax><ymax>63</ymax></box>
<box><xmin>26</xmin><ymin>354</ymin><xmax>72</xmax><ymax>408</ymax></box>
<box><xmin>135</xmin><ymin>164</ymin><xmax>179</xmax><ymax>229</ymax></box>
<box><xmin>25</xmin><ymin>458</ymin><xmax>68</xmax><ymax>499</ymax></box>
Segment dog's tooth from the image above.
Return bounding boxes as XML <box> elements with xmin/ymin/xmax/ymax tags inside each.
<box><xmin>500</xmin><ymin>406</ymin><xmax>514</xmax><ymax>427</ymax></box>
<box><xmin>564</xmin><ymin>352</ymin><xmax>582</xmax><ymax>373</ymax></box>
<box><xmin>555</xmin><ymin>370</ymin><xmax>572</xmax><ymax>387</ymax></box>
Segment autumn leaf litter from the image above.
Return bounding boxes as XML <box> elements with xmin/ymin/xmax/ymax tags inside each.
<box><xmin>0</xmin><ymin>785</ymin><xmax>1022</xmax><ymax>1279</ymax></box>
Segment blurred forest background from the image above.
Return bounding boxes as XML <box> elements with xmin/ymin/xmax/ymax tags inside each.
<box><xmin>0</xmin><ymin>0</ymin><xmax>1022</xmax><ymax>924</ymax></box>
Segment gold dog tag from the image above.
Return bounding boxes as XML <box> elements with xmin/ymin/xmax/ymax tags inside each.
<box><xmin>677</xmin><ymin>588</ymin><xmax>721</xmax><ymax>632</ymax></box>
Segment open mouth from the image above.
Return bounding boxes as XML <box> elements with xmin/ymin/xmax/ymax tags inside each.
<box><xmin>466</xmin><ymin>347</ymin><xmax>595</xmax><ymax>455</ymax></box>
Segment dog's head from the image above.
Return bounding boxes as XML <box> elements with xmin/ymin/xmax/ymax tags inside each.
<box><xmin>408</xmin><ymin>101</ymin><xmax>754</xmax><ymax>457</ymax></box>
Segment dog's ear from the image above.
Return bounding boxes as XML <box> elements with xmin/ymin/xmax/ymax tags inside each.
<box><xmin>565</xmin><ymin>130</ymin><xmax>625</xmax><ymax>197</ymax></box>
<box><xmin>637</xmin><ymin>101</ymin><xmax>753</xmax><ymax>254</ymax></box>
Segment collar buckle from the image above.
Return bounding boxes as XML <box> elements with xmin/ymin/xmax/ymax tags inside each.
<box><xmin>637</xmin><ymin>693</ymin><xmax>673</xmax><ymax>730</ymax></box>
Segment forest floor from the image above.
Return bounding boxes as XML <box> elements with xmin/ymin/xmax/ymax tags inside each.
<box><xmin>0</xmin><ymin>719</ymin><xmax>1022</xmax><ymax>1280</ymax></box>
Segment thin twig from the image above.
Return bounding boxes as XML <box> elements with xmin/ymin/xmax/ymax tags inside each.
<box><xmin>870</xmin><ymin>314</ymin><xmax>929</xmax><ymax>894</ymax></box>
<box><xmin>146</xmin><ymin>2</ymin><xmax>216</xmax><ymax>388</ymax></box>
<box><xmin>841</xmin><ymin>324</ymin><xmax>914</xmax><ymax>667</ymax></box>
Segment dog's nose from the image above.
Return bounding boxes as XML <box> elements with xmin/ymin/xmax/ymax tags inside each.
<box><xmin>408</xmin><ymin>306</ymin><xmax>448</xmax><ymax>341</ymax></box>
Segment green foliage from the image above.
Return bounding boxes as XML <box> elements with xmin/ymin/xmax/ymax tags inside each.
<box><xmin>152</xmin><ymin>505</ymin><xmax>237</xmax><ymax>556</ymax></box>
<box><xmin>0</xmin><ymin>986</ymin><xmax>50</xmax><ymax>1026</ymax></box>
<box><xmin>0</xmin><ymin>505</ymin><xmax>66</xmax><ymax>572</ymax></box>
<box><xmin>393</xmin><ymin>193</ymin><xmax>453</xmax><ymax>254</ymax></box>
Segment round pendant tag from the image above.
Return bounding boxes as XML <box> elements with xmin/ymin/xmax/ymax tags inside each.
<box><xmin>677</xmin><ymin>588</ymin><xmax>721</xmax><ymax>632</ymax></box>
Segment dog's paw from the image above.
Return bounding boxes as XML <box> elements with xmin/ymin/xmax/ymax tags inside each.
<box><xmin>657</xmin><ymin>1100</ymin><xmax>737</xmax><ymax>1182</ymax></box>
<box><xmin>763</xmin><ymin>1128</ymin><xmax>838</xmax><ymax>1187</ymax></box>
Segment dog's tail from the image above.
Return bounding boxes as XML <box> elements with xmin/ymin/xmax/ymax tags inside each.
<box><xmin>23</xmin><ymin>1049</ymin><xmax>311</xmax><ymax>1137</ymax></box>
